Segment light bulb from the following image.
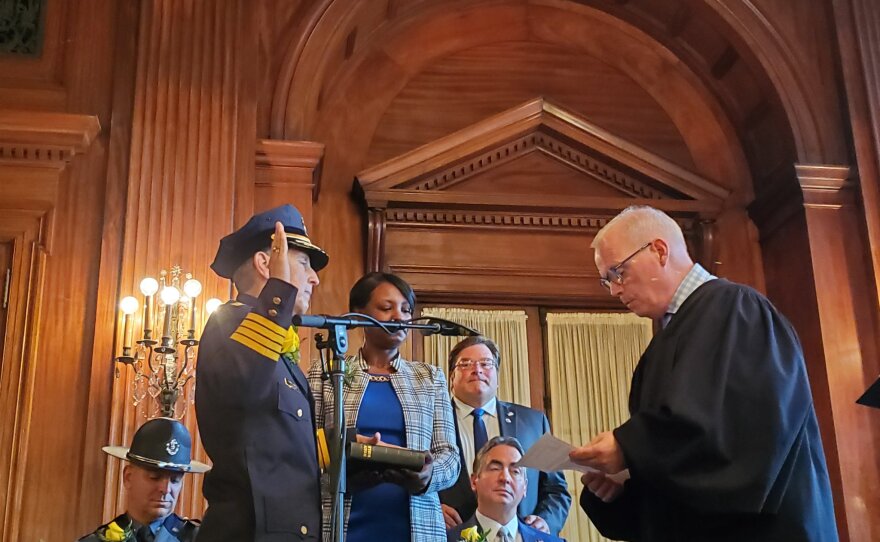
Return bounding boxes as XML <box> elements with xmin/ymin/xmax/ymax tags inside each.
<box><xmin>139</xmin><ymin>277</ymin><xmax>159</xmax><ymax>296</ymax></box>
<box><xmin>160</xmin><ymin>285</ymin><xmax>180</xmax><ymax>305</ymax></box>
<box><xmin>183</xmin><ymin>278</ymin><xmax>202</xmax><ymax>299</ymax></box>
<box><xmin>205</xmin><ymin>298</ymin><xmax>222</xmax><ymax>315</ymax></box>
<box><xmin>119</xmin><ymin>296</ymin><xmax>139</xmax><ymax>315</ymax></box>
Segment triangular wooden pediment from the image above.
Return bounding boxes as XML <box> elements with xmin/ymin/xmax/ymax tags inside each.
<box><xmin>355</xmin><ymin>97</ymin><xmax>728</xmax><ymax>212</ymax></box>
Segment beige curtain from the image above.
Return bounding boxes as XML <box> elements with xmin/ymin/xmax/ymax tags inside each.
<box><xmin>545</xmin><ymin>312</ymin><xmax>653</xmax><ymax>542</ymax></box>
<box><xmin>421</xmin><ymin>307</ymin><xmax>531</xmax><ymax>406</ymax></box>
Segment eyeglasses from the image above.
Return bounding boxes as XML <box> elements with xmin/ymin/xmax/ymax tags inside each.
<box><xmin>598</xmin><ymin>242</ymin><xmax>652</xmax><ymax>291</ymax></box>
<box><xmin>454</xmin><ymin>358</ymin><xmax>497</xmax><ymax>371</ymax></box>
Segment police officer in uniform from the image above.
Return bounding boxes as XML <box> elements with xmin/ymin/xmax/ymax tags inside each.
<box><xmin>78</xmin><ymin>417</ymin><xmax>209</xmax><ymax>542</ymax></box>
<box><xmin>195</xmin><ymin>204</ymin><xmax>328</xmax><ymax>541</ymax></box>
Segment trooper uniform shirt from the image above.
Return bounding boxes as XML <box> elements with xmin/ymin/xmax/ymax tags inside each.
<box><xmin>77</xmin><ymin>513</ymin><xmax>198</xmax><ymax>542</ymax></box>
<box><xmin>195</xmin><ymin>278</ymin><xmax>321</xmax><ymax>541</ymax></box>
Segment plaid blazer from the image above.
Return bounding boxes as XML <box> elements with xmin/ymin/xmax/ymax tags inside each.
<box><xmin>308</xmin><ymin>354</ymin><xmax>460</xmax><ymax>541</ymax></box>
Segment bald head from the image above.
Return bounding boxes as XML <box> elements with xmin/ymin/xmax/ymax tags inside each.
<box><xmin>592</xmin><ymin>206</ymin><xmax>695</xmax><ymax>319</ymax></box>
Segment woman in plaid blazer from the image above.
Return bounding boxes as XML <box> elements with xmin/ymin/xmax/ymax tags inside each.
<box><xmin>308</xmin><ymin>272</ymin><xmax>460</xmax><ymax>541</ymax></box>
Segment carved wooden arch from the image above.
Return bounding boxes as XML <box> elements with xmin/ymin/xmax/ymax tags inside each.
<box><xmin>354</xmin><ymin>98</ymin><xmax>728</xmax><ymax>307</ymax></box>
<box><xmin>271</xmin><ymin>0</ymin><xmax>828</xmax><ymax>163</ymax></box>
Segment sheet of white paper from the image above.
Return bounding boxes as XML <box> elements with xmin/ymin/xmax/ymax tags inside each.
<box><xmin>518</xmin><ymin>433</ymin><xmax>630</xmax><ymax>483</ymax></box>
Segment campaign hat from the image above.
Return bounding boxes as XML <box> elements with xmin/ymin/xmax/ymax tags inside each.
<box><xmin>103</xmin><ymin>417</ymin><xmax>211</xmax><ymax>473</ymax></box>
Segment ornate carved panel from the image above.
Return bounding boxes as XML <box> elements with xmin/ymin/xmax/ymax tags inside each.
<box><xmin>355</xmin><ymin>98</ymin><xmax>726</xmax><ymax>305</ymax></box>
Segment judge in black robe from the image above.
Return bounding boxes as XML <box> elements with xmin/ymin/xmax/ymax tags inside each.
<box><xmin>573</xmin><ymin>205</ymin><xmax>838</xmax><ymax>542</ymax></box>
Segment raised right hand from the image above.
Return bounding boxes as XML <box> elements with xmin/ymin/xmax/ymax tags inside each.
<box><xmin>268</xmin><ymin>221</ymin><xmax>290</xmax><ymax>283</ymax></box>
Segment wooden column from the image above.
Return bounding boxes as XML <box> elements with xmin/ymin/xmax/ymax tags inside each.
<box><xmin>751</xmin><ymin>165</ymin><xmax>880</xmax><ymax>542</ymax></box>
<box><xmin>255</xmin><ymin>138</ymin><xmax>324</xmax><ymax>369</ymax></box>
<box><xmin>100</xmin><ymin>0</ymin><xmax>257</xmax><ymax>522</ymax></box>
<box><xmin>833</xmin><ymin>0</ymin><xmax>880</xmax><ymax>320</ymax></box>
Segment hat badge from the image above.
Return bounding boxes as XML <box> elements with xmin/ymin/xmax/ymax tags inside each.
<box><xmin>166</xmin><ymin>438</ymin><xmax>180</xmax><ymax>455</ymax></box>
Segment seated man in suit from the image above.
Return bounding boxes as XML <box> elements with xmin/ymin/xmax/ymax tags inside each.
<box><xmin>78</xmin><ymin>417</ymin><xmax>209</xmax><ymax>542</ymax></box>
<box><xmin>440</xmin><ymin>336</ymin><xmax>570</xmax><ymax>535</ymax></box>
<box><xmin>448</xmin><ymin>437</ymin><xmax>564</xmax><ymax>542</ymax></box>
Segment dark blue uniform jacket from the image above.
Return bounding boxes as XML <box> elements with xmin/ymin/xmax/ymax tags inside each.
<box><xmin>195</xmin><ymin>279</ymin><xmax>320</xmax><ymax>541</ymax></box>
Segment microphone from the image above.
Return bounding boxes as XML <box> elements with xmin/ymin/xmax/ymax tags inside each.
<box><xmin>421</xmin><ymin>317</ymin><xmax>481</xmax><ymax>337</ymax></box>
<box><xmin>293</xmin><ymin>314</ymin><xmax>367</xmax><ymax>329</ymax></box>
<box><xmin>292</xmin><ymin>314</ymin><xmax>481</xmax><ymax>337</ymax></box>
<box><xmin>292</xmin><ymin>314</ymin><xmax>439</xmax><ymax>333</ymax></box>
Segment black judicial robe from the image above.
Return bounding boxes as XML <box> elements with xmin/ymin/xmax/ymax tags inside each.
<box><xmin>580</xmin><ymin>279</ymin><xmax>838</xmax><ymax>542</ymax></box>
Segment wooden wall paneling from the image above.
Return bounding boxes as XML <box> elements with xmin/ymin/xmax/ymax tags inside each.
<box><xmin>0</xmin><ymin>242</ymin><xmax>9</xmax><ymax>357</ymax></box>
<box><xmin>272</xmin><ymin>1</ymin><xmax>766</xmax><ymax>319</ymax></box>
<box><xmin>254</xmin><ymin>138</ymin><xmax>324</xmax><ymax>371</ymax></box>
<box><xmin>832</xmin><ymin>0</ymin><xmax>880</xmax><ymax>345</ymax></box>
<box><xmin>752</xmin><ymin>164</ymin><xmax>880</xmax><ymax>541</ymax></box>
<box><xmin>0</xmin><ymin>0</ymin><xmax>68</xmax><ymax>110</ymax></box>
<box><xmin>523</xmin><ymin>306</ymin><xmax>545</xmax><ymax>413</ymax></box>
<box><xmin>75</xmin><ymin>0</ymin><xmax>142</xmax><ymax>534</ymax></box>
<box><xmin>798</xmin><ymin>165</ymin><xmax>880</xmax><ymax>542</ymax></box>
<box><xmin>0</xmin><ymin>110</ymin><xmax>99</xmax><ymax>541</ymax></box>
<box><xmin>0</xmin><ymin>210</ymin><xmax>48</xmax><ymax>542</ymax></box>
<box><xmin>102</xmin><ymin>0</ymin><xmax>257</xmax><ymax>525</ymax></box>
<box><xmin>356</xmin><ymin>99</ymin><xmax>727</xmax><ymax>308</ymax></box>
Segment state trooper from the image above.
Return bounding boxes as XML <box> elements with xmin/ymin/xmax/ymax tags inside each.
<box><xmin>78</xmin><ymin>417</ymin><xmax>209</xmax><ymax>542</ymax></box>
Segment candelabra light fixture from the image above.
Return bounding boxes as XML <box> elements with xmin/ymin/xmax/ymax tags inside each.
<box><xmin>115</xmin><ymin>265</ymin><xmax>222</xmax><ymax>419</ymax></box>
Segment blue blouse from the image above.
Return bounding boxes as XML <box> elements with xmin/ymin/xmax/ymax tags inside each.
<box><xmin>348</xmin><ymin>375</ymin><xmax>411</xmax><ymax>541</ymax></box>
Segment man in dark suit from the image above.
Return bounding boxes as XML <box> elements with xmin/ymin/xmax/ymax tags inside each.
<box><xmin>78</xmin><ymin>417</ymin><xmax>208</xmax><ymax>542</ymax></box>
<box><xmin>440</xmin><ymin>336</ymin><xmax>571</xmax><ymax>535</ymax></box>
<box><xmin>447</xmin><ymin>437</ymin><xmax>565</xmax><ymax>542</ymax></box>
<box><xmin>195</xmin><ymin>204</ymin><xmax>328</xmax><ymax>541</ymax></box>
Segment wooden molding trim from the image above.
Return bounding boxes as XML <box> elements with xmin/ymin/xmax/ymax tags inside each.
<box><xmin>0</xmin><ymin>110</ymin><xmax>100</xmax><ymax>164</ymax></box>
<box><xmin>356</xmin><ymin>97</ymin><xmax>729</xmax><ymax>202</ymax></box>
<box><xmin>398</xmin><ymin>131</ymin><xmax>670</xmax><ymax>200</ymax></box>
<box><xmin>256</xmin><ymin>139</ymin><xmax>324</xmax><ymax>168</ymax></box>
<box><xmin>796</xmin><ymin>164</ymin><xmax>856</xmax><ymax>208</ymax></box>
<box><xmin>383</xmin><ymin>208</ymin><xmax>701</xmax><ymax>234</ymax></box>
<box><xmin>367</xmin><ymin>208</ymin><xmax>385</xmax><ymax>272</ymax></box>
<box><xmin>749</xmin><ymin>163</ymin><xmax>856</xmax><ymax>238</ymax></box>
<box><xmin>748</xmin><ymin>161</ymin><xmax>804</xmax><ymax>240</ymax></box>
<box><xmin>255</xmin><ymin>139</ymin><xmax>325</xmax><ymax>200</ymax></box>
<box><xmin>364</xmin><ymin>191</ymin><xmax>722</xmax><ymax>215</ymax></box>
<box><xmin>0</xmin><ymin>210</ymin><xmax>50</xmax><ymax>542</ymax></box>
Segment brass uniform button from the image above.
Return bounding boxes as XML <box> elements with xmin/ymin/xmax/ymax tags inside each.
<box><xmin>268</xmin><ymin>308</ymin><xmax>278</xmax><ymax>317</ymax></box>
<box><xmin>296</xmin><ymin>408</ymin><xmax>303</xmax><ymax>417</ymax></box>
<box><xmin>272</xmin><ymin>296</ymin><xmax>281</xmax><ymax>305</ymax></box>
<box><xmin>300</xmin><ymin>525</ymin><xmax>308</xmax><ymax>535</ymax></box>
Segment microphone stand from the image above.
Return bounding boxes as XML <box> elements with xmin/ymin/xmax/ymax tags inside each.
<box><xmin>293</xmin><ymin>314</ymin><xmax>449</xmax><ymax>542</ymax></box>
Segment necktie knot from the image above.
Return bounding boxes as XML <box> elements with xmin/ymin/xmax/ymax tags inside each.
<box><xmin>496</xmin><ymin>527</ymin><xmax>512</xmax><ymax>542</ymax></box>
<box><xmin>473</xmin><ymin>408</ymin><xmax>485</xmax><ymax>418</ymax></box>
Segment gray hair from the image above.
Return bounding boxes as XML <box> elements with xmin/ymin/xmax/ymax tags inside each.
<box><xmin>472</xmin><ymin>436</ymin><xmax>526</xmax><ymax>475</ymax></box>
<box><xmin>592</xmin><ymin>205</ymin><xmax>687</xmax><ymax>253</ymax></box>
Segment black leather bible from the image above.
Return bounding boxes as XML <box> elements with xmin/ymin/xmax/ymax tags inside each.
<box><xmin>348</xmin><ymin>442</ymin><xmax>427</xmax><ymax>472</ymax></box>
